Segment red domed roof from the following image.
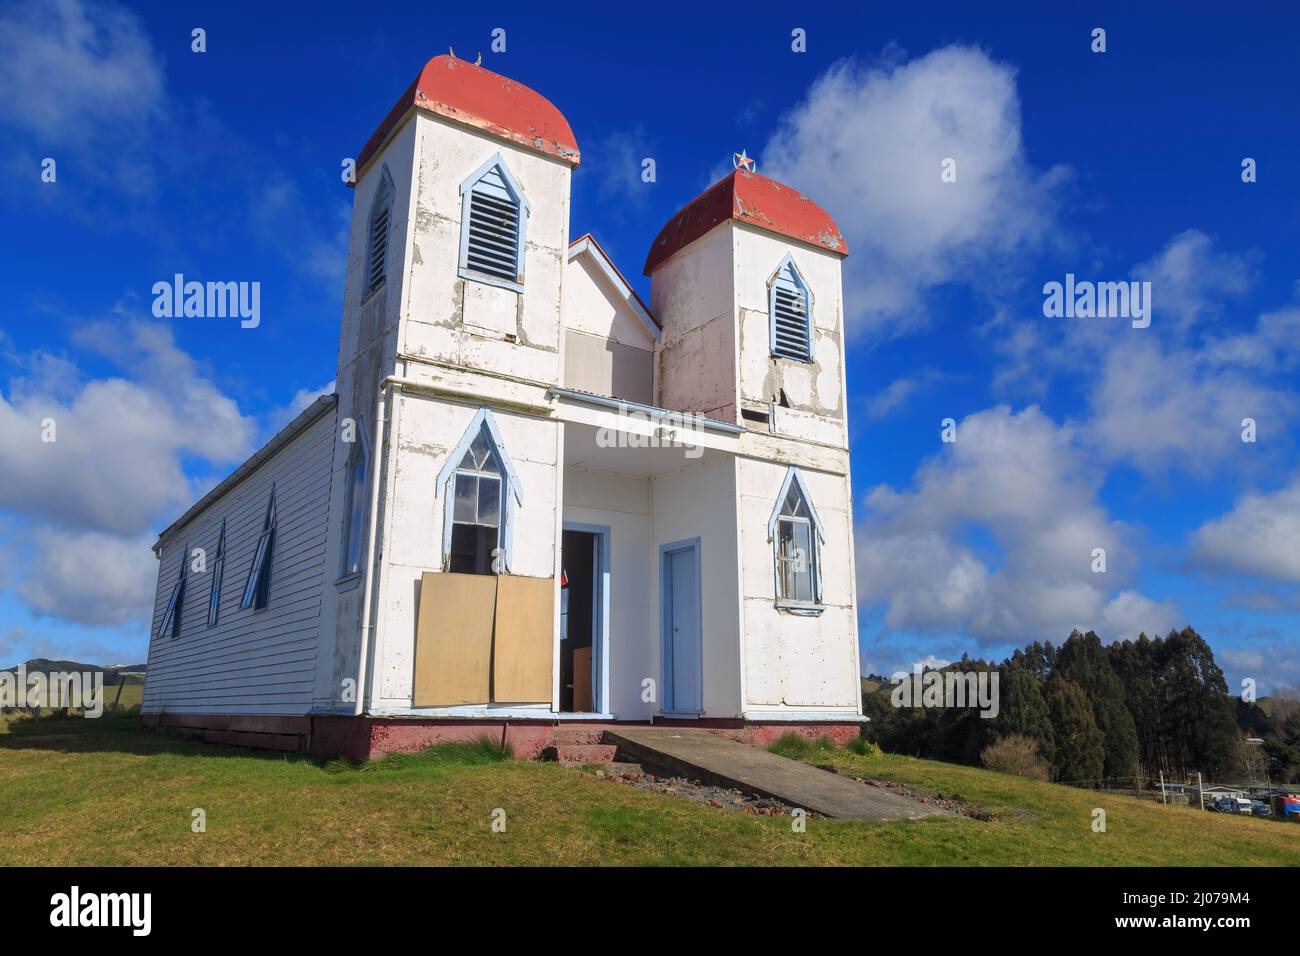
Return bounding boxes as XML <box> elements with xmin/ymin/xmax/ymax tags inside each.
<box><xmin>355</xmin><ymin>55</ymin><xmax>580</xmax><ymax>179</ymax></box>
<box><xmin>643</xmin><ymin>169</ymin><xmax>846</xmax><ymax>275</ymax></box>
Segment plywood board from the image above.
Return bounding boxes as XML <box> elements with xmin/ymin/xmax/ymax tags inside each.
<box><xmin>493</xmin><ymin>575</ymin><xmax>555</xmax><ymax>704</ymax></box>
<box><xmin>413</xmin><ymin>571</ymin><xmax>495</xmax><ymax>707</ymax></box>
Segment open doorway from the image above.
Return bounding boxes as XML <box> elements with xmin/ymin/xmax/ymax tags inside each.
<box><xmin>560</xmin><ymin>526</ymin><xmax>605</xmax><ymax>713</ymax></box>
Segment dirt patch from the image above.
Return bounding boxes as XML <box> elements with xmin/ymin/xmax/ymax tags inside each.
<box><xmin>582</xmin><ymin>762</ymin><xmax>817</xmax><ymax>817</ymax></box>
<box><xmin>814</xmin><ymin>764</ymin><xmax>991</xmax><ymax>820</ymax></box>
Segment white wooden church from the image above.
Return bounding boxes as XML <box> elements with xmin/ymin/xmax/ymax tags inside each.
<box><xmin>142</xmin><ymin>53</ymin><xmax>864</xmax><ymax>759</ymax></box>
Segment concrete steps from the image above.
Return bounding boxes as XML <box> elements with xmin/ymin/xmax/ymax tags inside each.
<box><xmin>603</xmin><ymin>727</ymin><xmax>949</xmax><ymax>820</ymax></box>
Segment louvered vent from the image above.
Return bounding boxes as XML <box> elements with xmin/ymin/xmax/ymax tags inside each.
<box><xmin>365</xmin><ymin>204</ymin><xmax>389</xmax><ymax>295</ymax></box>
<box><xmin>465</xmin><ymin>165</ymin><xmax>521</xmax><ymax>283</ymax></box>
<box><xmin>771</xmin><ymin>263</ymin><xmax>811</xmax><ymax>360</ymax></box>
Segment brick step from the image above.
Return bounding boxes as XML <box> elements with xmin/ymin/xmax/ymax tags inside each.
<box><xmin>541</xmin><ymin>743</ymin><xmax>618</xmax><ymax>765</ymax></box>
<box><xmin>549</xmin><ymin>727</ymin><xmax>608</xmax><ymax>746</ymax></box>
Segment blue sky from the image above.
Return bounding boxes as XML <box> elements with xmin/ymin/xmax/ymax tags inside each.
<box><xmin>1</xmin><ymin>2</ymin><xmax>1297</xmax><ymax>692</ymax></box>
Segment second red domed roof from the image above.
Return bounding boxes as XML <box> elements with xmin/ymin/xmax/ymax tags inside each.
<box><xmin>643</xmin><ymin>169</ymin><xmax>847</xmax><ymax>275</ymax></box>
<box><xmin>356</xmin><ymin>55</ymin><xmax>580</xmax><ymax>178</ymax></box>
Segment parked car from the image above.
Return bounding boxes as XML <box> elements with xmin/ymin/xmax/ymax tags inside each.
<box><xmin>1249</xmin><ymin>800</ymin><xmax>1271</xmax><ymax>817</ymax></box>
<box><xmin>1211</xmin><ymin>796</ymin><xmax>1252</xmax><ymax>814</ymax></box>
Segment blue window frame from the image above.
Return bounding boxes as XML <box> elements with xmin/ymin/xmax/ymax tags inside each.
<box><xmin>340</xmin><ymin>420</ymin><xmax>371</xmax><ymax>577</ymax></box>
<box><xmin>241</xmin><ymin>484</ymin><xmax>277</xmax><ymax>610</ymax></box>
<box><xmin>768</xmin><ymin>253</ymin><xmax>814</xmax><ymax>362</ymax></box>
<box><xmin>458</xmin><ymin>153</ymin><xmax>530</xmax><ymax>293</ymax></box>
<box><xmin>436</xmin><ymin>409</ymin><xmax>523</xmax><ymax>574</ymax></box>
<box><xmin>159</xmin><ymin>547</ymin><xmax>187</xmax><ymax>640</ymax></box>
<box><xmin>767</xmin><ymin>467</ymin><xmax>825</xmax><ymax>610</ymax></box>
<box><xmin>207</xmin><ymin>518</ymin><xmax>226</xmax><ymax>627</ymax></box>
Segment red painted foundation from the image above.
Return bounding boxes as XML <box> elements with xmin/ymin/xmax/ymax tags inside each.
<box><xmin>142</xmin><ymin>713</ymin><xmax>862</xmax><ymax>762</ymax></box>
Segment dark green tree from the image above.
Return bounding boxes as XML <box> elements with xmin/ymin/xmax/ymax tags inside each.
<box><xmin>1046</xmin><ymin>675</ymin><xmax>1105</xmax><ymax>785</ymax></box>
<box><xmin>993</xmin><ymin>664</ymin><xmax>1056</xmax><ymax>765</ymax></box>
<box><xmin>1056</xmin><ymin>631</ymin><xmax>1140</xmax><ymax>782</ymax></box>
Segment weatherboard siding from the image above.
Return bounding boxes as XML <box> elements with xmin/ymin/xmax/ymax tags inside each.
<box><xmin>142</xmin><ymin>406</ymin><xmax>337</xmax><ymax>715</ymax></box>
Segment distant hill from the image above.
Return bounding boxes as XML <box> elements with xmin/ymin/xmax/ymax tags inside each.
<box><xmin>1</xmin><ymin>659</ymin><xmax>147</xmax><ymax>685</ymax></box>
<box><xmin>861</xmin><ymin>675</ymin><xmax>888</xmax><ymax>695</ymax></box>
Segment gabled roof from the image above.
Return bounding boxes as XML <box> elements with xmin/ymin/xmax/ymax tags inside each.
<box><xmin>643</xmin><ymin>169</ymin><xmax>847</xmax><ymax>275</ymax></box>
<box><xmin>568</xmin><ymin>233</ymin><xmax>661</xmax><ymax>337</ymax></box>
<box><xmin>355</xmin><ymin>54</ymin><xmax>580</xmax><ymax>182</ymax></box>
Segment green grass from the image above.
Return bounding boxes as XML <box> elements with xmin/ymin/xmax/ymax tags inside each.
<box><xmin>0</xmin><ymin>716</ymin><xmax>1296</xmax><ymax>866</ymax></box>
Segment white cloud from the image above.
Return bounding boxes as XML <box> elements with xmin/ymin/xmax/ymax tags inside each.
<box><xmin>264</xmin><ymin>380</ymin><xmax>335</xmax><ymax>439</ymax></box>
<box><xmin>1219</xmin><ymin>643</ymin><xmax>1300</xmax><ymax>697</ymax></box>
<box><xmin>0</xmin><ymin>0</ymin><xmax>164</xmax><ymax>142</ymax></box>
<box><xmin>1132</xmin><ymin>229</ymin><xmax>1253</xmax><ymax>335</ymax></box>
<box><xmin>762</xmin><ymin>45</ymin><xmax>1068</xmax><ymax>336</ymax></box>
<box><xmin>1082</xmin><ymin>336</ymin><xmax>1293</xmax><ymax>475</ymax></box>
<box><xmin>14</xmin><ymin>529</ymin><xmax>157</xmax><ymax>626</ymax></box>
<box><xmin>1191</xmin><ymin>476</ymin><xmax>1300</xmax><ymax>582</ymax></box>
<box><xmin>983</xmin><ymin>232</ymin><xmax>1299</xmax><ymax>476</ymax></box>
<box><xmin>856</xmin><ymin>405</ymin><xmax>1174</xmax><ymax>644</ymax></box>
<box><xmin>0</xmin><ymin>321</ymin><xmax>255</xmax><ymax>535</ymax></box>
<box><xmin>0</xmin><ymin>321</ymin><xmax>261</xmax><ymax>629</ymax></box>
<box><xmin>1099</xmin><ymin>590</ymin><xmax>1178</xmax><ymax>641</ymax></box>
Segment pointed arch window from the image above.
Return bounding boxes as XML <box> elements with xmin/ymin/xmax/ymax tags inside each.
<box><xmin>242</xmin><ymin>484</ymin><xmax>277</xmax><ymax>610</ymax></box>
<box><xmin>769</xmin><ymin>254</ymin><xmax>813</xmax><ymax>362</ymax></box>
<box><xmin>364</xmin><ymin>167</ymin><xmax>395</xmax><ymax>298</ymax></box>
<box><xmin>159</xmin><ymin>547</ymin><xmax>187</xmax><ymax>640</ymax></box>
<box><xmin>340</xmin><ymin>419</ymin><xmax>371</xmax><ymax>577</ymax></box>
<box><xmin>437</xmin><ymin>409</ymin><xmax>523</xmax><ymax>574</ymax></box>
<box><xmin>207</xmin><ymin>518</ymin><xmax>226</xmax><ymax>627</ymax></box>
<box><xmin>458</xmin><ymin>153</ymin><xmax>530</xmax><ymax>292</ymax></box>
<box><xmin>768</xmin><ymin>468</ymin><xmax>825</xmax><ymax>609</ymax></box>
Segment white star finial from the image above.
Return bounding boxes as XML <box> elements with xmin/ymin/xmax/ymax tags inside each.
<box><xmin>733</xmin><ymin>149</ymin><xmax>756</xmax><ymax>173</ymax></box>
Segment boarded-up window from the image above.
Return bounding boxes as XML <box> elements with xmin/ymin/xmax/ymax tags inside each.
<box><xmin>492</xmin><ymin>575</ymin><xmax>554</xmax><ymax>703</ymax></box>
<box><xmin>413</xmin><ymin>572</ymin><xmax>554</xmax><ymax>707</ymax></box>
<box><xmin>413</xmin><ymin>572</ymin><xmax>496</xmax><ymax>707</ymax></box>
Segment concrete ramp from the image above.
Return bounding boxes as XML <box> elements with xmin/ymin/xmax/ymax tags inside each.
<box><xmin>605</xmin><ymin>727</ymin><xmax>949</xmax><ymax>821</ymax></box>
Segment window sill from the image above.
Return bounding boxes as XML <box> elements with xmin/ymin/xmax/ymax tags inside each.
<box><xmin>458</xmin><ymin>266</ymin><xmax>524</xmax><ymax>295</ymax></box>
<box><xmin>775</xmin><ymin>601</ymin><xmax>825</xmax><ymax>617</ymax></box>
<box><xmin>360</xmin><ymin>280</ymin><xmax>386</xmax><ymax>306</ymax></box>
<box><xmin>334</xmin><ymin>572</ymin><xmax>363</xmax><ymax>593</ymax></box>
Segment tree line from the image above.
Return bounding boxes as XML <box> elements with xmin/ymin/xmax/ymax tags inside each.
<box><xmin>863</xmin><ymin>627</ymin><xmax>1257</xmax><ymax>786</ymax></box>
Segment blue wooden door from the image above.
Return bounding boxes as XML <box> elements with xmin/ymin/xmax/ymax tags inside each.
<box><xmin>663</xmin><ymin>541</ymin><xmax>701</xmax><ymax>714</ymax></box>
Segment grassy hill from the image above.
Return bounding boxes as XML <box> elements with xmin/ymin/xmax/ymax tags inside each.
<box><xmin>0</xmin><ymin>674</ymin><xmax>143</xmax><ymax>720</ymax></box>
<box><xmin>0</xmin><ymin>716</ymin><xmax>1295</xmax><ymax>866</ymax></box>
<box><xmin>0</xmin><ymin>659</ymin><xmax>147</xmax><ymax>683</ymax></box>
